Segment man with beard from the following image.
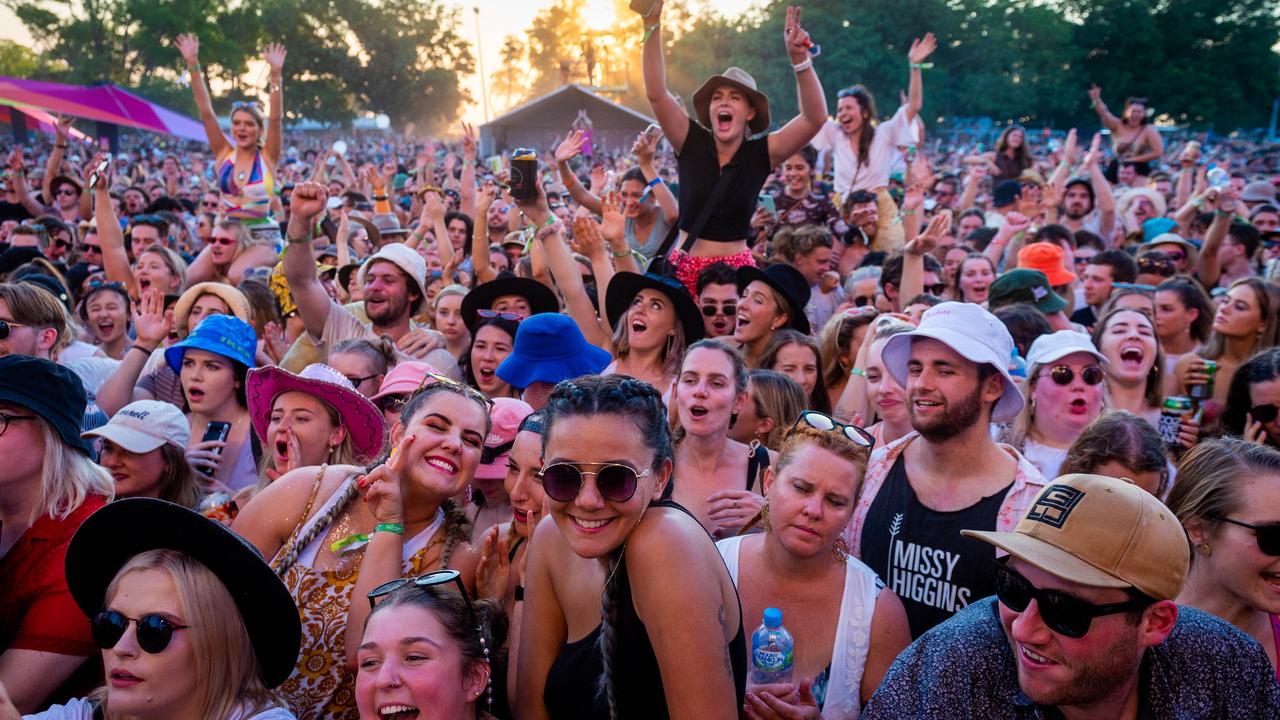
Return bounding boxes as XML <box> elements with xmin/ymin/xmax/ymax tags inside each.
<box><xmin>863</xmin><ymin>473</ymin><xmax>1279</xmax><ymax>719</ymax></box>
<box><xmin>846</xmin><ymin>302</ymin><xmax>1046</xmax><ymax>637</ymax></box>
<box><xmin>283</xmin><ymin>181</ymin><xmax>460</xmax><ymax>377</ymax></box>
<box><xmin>1057</xmin><ymin>138</ymin><xmax>1116</xmax><ymax>240</ymax></box>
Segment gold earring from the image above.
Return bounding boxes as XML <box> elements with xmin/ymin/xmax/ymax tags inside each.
<box><xmin>832</xmin><ymin>537</ymin><xmax>850</xmax><ymax>563</ymax></box>
<box><xmin>1195</xmin><ymin>542</ymin><xmax>1212</xmax><ymax>557</ymax></box>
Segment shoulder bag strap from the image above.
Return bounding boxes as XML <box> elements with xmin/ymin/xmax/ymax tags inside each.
<box><xmin>653</xmin><ymin>162</ymin><xmax>739</xmax><ymax>260</ymax></box>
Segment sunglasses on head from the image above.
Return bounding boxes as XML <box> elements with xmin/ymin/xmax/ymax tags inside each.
<box><xmin>92</xmin><ymin>610</ymin><xmax>190</xmax><ymax>654</ymax></box>
<box><xmin>230</xmin><ymin>100</ymin><xmax>259</xmax><ymax>110</ymax></box>
<box><xmin>701</xmin><ymin>303</ymin><xmax>736</xmax><ymax>317</ymax></box>
<box><xmin>377</xmin><ymin>393</ymin><xmax>410</xmax><ymax>415</ymax></box>
<box><xmin>1136</xmin><ymin>257</ymin><xmax>1175</xmax><ymax>276</ymax></box>
<box><xmin>481</xmin><ymin>439</ymin><xmax>515</xmax><ymax>465</ymax></box>
<box><xmin>1210</xmin><ymin>516</ymin><xmax>1280</xmax><ymax>556</ymax></box>
<box><xmin>1249</xmin><ymin>403</ymin><xmax>1280</xmax><ymax>424</ymax></box>
<box><xmin>1111</xmin><ymin>282</ymin><xmax>1157</xmax><ymax>294</ymax></box>
<box><xmin>992</xmin><ymin>559</ymin><xmax>1155</xmax><ymax>639</ymax></box>
<box><xmin>368</xmin><ymin>569</ymin><xmax>476</xmax><ymax>614</ymax></box>
<box><xmin>1044</xmin><ymin>364</ymin><xmax>1104</xmax><ymax>386</ymax></box>
<box><xmin>787</xmin><ymin>410</ymin><xmax>875</xmax><ymax>449</ymax></box>
<box><xmin>538</xmin><ymin>461</ymin><xmax>652</xmax><ymax>504</ymax></box>
<box><xmin>477</xmin><ymin>308</ymin><xmax>522</xmax><ymax>322</ymax></box>
<box><xmin>836</xmin><ymin>86</ymin><xmax>868</xmax><ymax>99</ymax></box>
<box><xmin>409</xmin><ymin>370</ymin><xmax>494</xmax><ymax>410</ymax></box>
<box><xmin>0</xmin><ymin>319</ymin><xmax>27</xmax><ymax>339</ymax></box>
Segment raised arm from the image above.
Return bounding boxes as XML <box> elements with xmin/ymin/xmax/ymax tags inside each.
<box><xmin>903</xmin><ymin>32</ymin><xmax>936</xmax><ymax>122</ymax></box>
<box><xmin>460</xmin><ymin>122</ymin><xmax>477</xmax><ymax>219</ymax></box>
<box><xmin>599</xmin><ymin>191</ymin><xmax>641</xmax><ymax>274</ymax></box>
<box><xmin>90</xmin><ymin>158</ymin><xmax>139</xmax><ymax>298</ymax></box>
<box><xmin>1083</xmin><ymin>135</ymin><xmax>1116</xmax><ymax>241</ymax></box>
<box><xmin>767</xmin><ymin>7</ymin><xmax>827</xmax><ymax>166</ymax></box>
<box><xmin>1197</xmin><ymin>188</ymin><xmax>1234</xmax><ymax>288</ymax></box>
<box><xmin>555</xmin><ymin>129</ymin><xmax>603</xmax><ymax>215</ymax></box>
<box><xmin>283</xmin><ymin>182</ymin><xmax>339</xmax><ymax>340</ymax></box>
<box><xmin>471</xmin><ymin>182</ymin><xmax>499</xmax><ymax>285</ymax></box>
<box><xmin>96</xmin><ymin>288</ymin><xmax>171</xmax><ymax>416</ymax></box>
<box><xmin>262</xmin><ymin>42</ymin><xmax>287</xmax><ymax>167</ymax></box>
<box><xmin>42</xmin><ymin>117</ymin><xmax>73</xmax><ymax>203</ymax></box>
<box><xmin>638</xmin><ymin>0</ymin><xmax>690</xmax><ymax>153</ymax></box>
<box><xmin>1087</xmin><ymin>84</ymin><xmax>1121</xmax><ymax>132</ymax></box>
<box><xmin>634</xmin><ymin>131</ymin><xmax>678</xmax><ymax>224</ymax></box>
<box><xmin>175</xmin><ymin>34</ymin><xmax>231</xmax><ymax>157</ymax></box>
<box><xmin>1047</xmin><ymin>128</ymin><xmax>1078</xmax><ymax>190</ymax></box>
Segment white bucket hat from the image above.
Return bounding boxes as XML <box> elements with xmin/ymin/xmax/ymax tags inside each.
<box><xmin>1026</xmin><ymin>330</ymin><xmax>1107</xmax><ymax>369</ymax></box>
<box><xmin>82</xmin><ymin>400</ymin><xmax>190</xmax><ymax>453</ymax></box>
<box><xmin>357</xmin><ymin>242</ymin><xmax>428</xmax><ymax>307</ymax></box>
<box><xmin>881</xmin><ymin>302</ymin><xmax>1024</xmax><ymax>423</ymax></box>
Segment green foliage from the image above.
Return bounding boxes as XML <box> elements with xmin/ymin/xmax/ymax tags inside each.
<box><xmin>0</xmin><ymin>39</ymin><xmax>55</xmax><ymax>78</ymax></box>
<box><xmin>1</xmin><ymin>0</ymin><xmax>472</xmax><ymax>130</ymax></box>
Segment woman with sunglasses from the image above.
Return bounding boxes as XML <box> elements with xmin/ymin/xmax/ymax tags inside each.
<box><xmin>176</xmin><ymin>33</ymin><xmax>289</xmax><ymax>253</ymax></box>
<box><xmin>760</xmin><ymin>329</ymin><xmax>831</xmax><ymax>415</ymax></box>
<box><xmin>1168</xmin><ymin>437</ymin><xmax>1280</xmax><ymax>676</ymax></box>
<box><xmin>1090</xmin><ymin>307</ymin><xmax>1165</xmax><ymax>427</ymax></box>
<box><xmin>672</xmin><ymin>340</ymin><xmax>769</xmax><ymax>538</ymax></box>
<box><xmin>517</xmin><ymin>374</ymin><xmax>746</xmax><ymax>718</ymax></box>
<box><xmin>1175</xmin><ymin>277</ymin><xmax>1280</xmax><ymax>413</ymax></box>
<box><xmin>357</xmin><ymin>574</ymin><xmax>508</xmax><ymax>720</ymax></box>
<box><xmin>1003</xmin><ymin>331</ymin><xmax>1107</xmax><ymax>481</ymax></box>
<box><xmin>465</xmin><ymin>316</ymin><xmax>521</xmax><ymax>400</ymax></box>
<box><xmin>1220</xmin><ymin>348</ymin><xmax>1280</xmax><ymax>451</ymax></box>
<box><xmin>189</xmin><ymin>219</ymin><xmax>278</xmax><ymax>286</ymax></box>
<box><xmin>19</xmin><ymin>498</ymin><xmax>301</xmax><ymax>719</ymax></box>
<box><xmin>329</xmin><ymin>337</ymin><xmax>397</xmax><ymax>399</ymax></box>
<box><xmin>717</xmin><ymin>411</ymin><xmax>910</xmax><ymax>718</ymax></box>
<box><xmin>234</xmin><ymin>380</ymin><xmax>488</xmax><ymax>720</ymax></box>
<box><xmin>729</xmin><ymin>370</ymin><xmax>806</xmax><ymax>452</ymax></box>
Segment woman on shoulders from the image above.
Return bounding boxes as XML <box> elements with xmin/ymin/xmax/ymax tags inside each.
<box><xmin>517</xmin><ymin>374</ymin><xmax>746</xmax><ymax>718</ymax></box>
<box><xmin>717</xmin><ymin>411</ymin><xmax>910</xmax><ymax>718</ymax></box>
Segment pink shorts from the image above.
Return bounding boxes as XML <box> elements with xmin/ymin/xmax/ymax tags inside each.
<box><xmin>670</xmin><ymin>249</ymin><xmax>756</xmax><ymax>297</ymax></box>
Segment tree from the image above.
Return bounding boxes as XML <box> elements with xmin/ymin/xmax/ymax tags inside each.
<box><xmin>0</xmin><ymin>39</ymin><xmax>54</xmax><ymax>78</ymax></box>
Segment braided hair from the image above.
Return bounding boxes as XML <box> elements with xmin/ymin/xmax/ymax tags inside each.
<box><xmin>541</xmin><ymin>375</ymin><xmax>674</xmax><ymax>718</ymax></box>
<box><xmin>273</xmin><ymin>382</ymin><xmax>492</xmax><ymax>577</ymax></box>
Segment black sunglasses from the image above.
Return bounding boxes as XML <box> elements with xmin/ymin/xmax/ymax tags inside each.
<box><xmin>853</xmin><ymin>294</ymin><xmax>875</xmax><ymax>307</ymax></box>
<box><xmin>1045</xmin><ymin>365</ymin><xmax>1104</xmax><ymax>386</ymax></box>
<box><xmin>368</xmin><ymin>569</ymin><xmax>476</xmax><ymax>614</ymax></box>
<box><xmin>92</xmin><ymin>610</ymin><xmax>190</xmax><ymax>654</ymax></box>
<box><xmin>344</xmin><ymin>373</ymin><xmax>379</xmax><ymax>388</ymax></box>
<box><xmin>79</xmin><ymin>243</ymin><xmax>102</xmax><ymax>253</ymax></box>
<box><xmin>787</xmin><ymin>410</ymin><xmax>875</xmax><ymax>449</ymax></box>
<box><xmin>1249</xmin><ymin>403</ymin><xmax>1280</xmax><ymax>424</ymax></box>
<box><xmin>538</xmin><ymin>462</ymin><xmax>651</xmax><ymax>504</ymax></box>
<box><xmin>377</xmin><ymin>393</ymin><xmax>410</xmax><ymax>415</ymax></box>
<box><xmin>481</xmin><ymin>439</ymin><xmax>514</xmax><ymax>465</ymax></box>
<box><xmin>701</xmin><ymin>303</ymin><xmax>736</xmax><ymax>317</ymax></box>
<box><xmin>992</xmin><ymin>559</ymin><xmax>1155</xmax><ymax>638</ymax></box>
<box><xmin>1212</xmin><ymin>516</ymin><xmax>1280</xmax><ymax>556</ymax></box>
<box><xmin>1136</xmin><ymin>257</ymin><xmax>1175</xmax><ymax>276</ymax></box>
<box><xmin>477</xmin><ymin>308</ymin><xmax>522</xmax><ymax>322</ymax></box>
<box><xmin>925</xmin><ymin>283</ymin><xmax>947</xmax><ymax>296</ymax></box>
<box><xmin>0</xmin><ymin>319</ymin><xmax>26</xmax><ymax>339</ymax></box>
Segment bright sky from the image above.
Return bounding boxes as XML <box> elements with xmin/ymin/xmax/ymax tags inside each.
<box><xmin>0</xmin><ymin>0</ymin><xmax>760</xmax><ymax>129</ymax></box>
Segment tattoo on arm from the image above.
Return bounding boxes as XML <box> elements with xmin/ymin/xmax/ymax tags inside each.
<box><xmin>718</xmin><ymin>603</ymin><xmax>733</xmax><ymax>675</ymax></box>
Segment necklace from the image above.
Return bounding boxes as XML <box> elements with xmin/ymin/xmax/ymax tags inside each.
<box><xmin>236</xmin><ymin>169</ymin><xmax>247</xmax><ymax>182</ymax></box>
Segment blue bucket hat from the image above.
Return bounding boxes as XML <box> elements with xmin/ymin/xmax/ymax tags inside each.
<box><xmin>497</xmin><ymin>313</ymin><xmax>611</xmax><ymax>388</ymax></box>
<box><xmin>165</xmin><ymin>314</ymin><xmax>257</xmax><ymax>374</ymax></box>
<box><xmin>1141</xmin><ymin>217</ymin><xmax>1177</xmax><ymax>244</ymax></box>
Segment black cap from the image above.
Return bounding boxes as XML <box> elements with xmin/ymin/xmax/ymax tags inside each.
<box><xmin>0</xmin><ymin>355</ymin><xmax>91</xmax><ymax>454</ymax></box>
<box><xmin>0</xmin><ymin>246</ymin><xmax>44</xmax><ymax>278</ymax></box>
<box><xmin>993</xmin><ymin>180</ymin><xmax>1022</xmax><ymax>209</ymax></box>
<box><xmin>14</xmin><ymin>272</ymin><xmax>73</xmax><ymax>313</ymax></box>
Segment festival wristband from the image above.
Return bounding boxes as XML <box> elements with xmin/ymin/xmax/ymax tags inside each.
<box><xmin>909</xmin><ymin>62</ymin><xmax>933</xmax><ymax>70</ymax></box>
<box><xmin>792</xmin><ymin>58</ymin><xmax>813</xmax><ymax>74</ymax></box>
<box><xmin>850</xmin><ymin>367</ymin><xmax>867</xmax><ymax>378</ymax></box>
<box><xmin>375</xmin><ymin>523</ymin><xmax>405</xmax><ymax>535</ymax></box>
<box><xmin>642</xmin><ymin>22</ymin><xmax>660</xmax><ymax>43</ymax></box>
<box><xmin>611</xmin><ymin>246</ymin><xmax>633</xmax><ymax>258</ymax></box>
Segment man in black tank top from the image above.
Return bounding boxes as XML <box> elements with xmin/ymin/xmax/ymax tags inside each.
<box><xmin>855</xmin><ymin>303</ymin><xmax>1047</xmax><ymax>637</ymax></box>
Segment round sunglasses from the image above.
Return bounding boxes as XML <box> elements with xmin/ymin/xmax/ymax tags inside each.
<box><xmin>1249</xmin><ymin>403</ymin><xmax>1280</xmax><ymax>424</ymax></box>
<box><xmin>992</xmin><ymin>559</ymin><xmax>1154</xmax><ymax>638</ymax></box>
<box><xmin>1043</xmin><ymin>364</ymin><xmax>1104</xmax><ymax>386</ymax></box>
<box><xmin>701</xmin><ymin>303</ymin><xmax>736</xmax><ymax>318</ymax></box>
<box><xmin>92</xmin><ymin>610</ymin><xmax>190</xmax><ymax>654</ymax></box>
<box><xmin>787</xmin><ymin>410</ymin><xmax>875</xmax><ymax>449</ymax></box>
<box><xmin>538</xmin><ymin>462</ymin><xmax>652</xmax><ymax>504</ymax></box>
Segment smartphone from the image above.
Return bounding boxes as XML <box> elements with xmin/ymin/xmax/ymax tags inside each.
<box><xmin>758</xmin><ymin>193</ymin><xmax>776</xmax><ymax>215</ymax></box>
<box><xmin>201</xmin><ymin>421</ymin><xmax>232</xmax><ymax>454</ymax></box>
<box><xmin>88</xmin><ymin>155</ymin><xmax>112</xmax><ymax>189</ymax></box>
<box><xmin>643</xmin><ymin>123</ymin><xmax>662</xmax><ymax>141</ymax></box>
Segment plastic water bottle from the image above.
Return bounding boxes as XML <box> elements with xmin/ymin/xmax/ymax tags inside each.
<box><xmin>1207</xmin><ymin>166</ymin><xmax>1230</xmax><ymax>191</ymax></box>
<box><xmin>750</xmin><ymin>608</ymin><xmax>794</xmax><ymax>685</ymax></box>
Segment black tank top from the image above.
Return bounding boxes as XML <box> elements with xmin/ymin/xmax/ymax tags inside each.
<box><xmin>542</xmin><ymin>500</ymin><xmax>748</xmax><ymax>718</ymax></box>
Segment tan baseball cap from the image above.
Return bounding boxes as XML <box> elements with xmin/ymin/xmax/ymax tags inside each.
<box><xmin>962</xmin><ymin>474</ymin><xmax>1190</xmax><ymax>601</ymax></box>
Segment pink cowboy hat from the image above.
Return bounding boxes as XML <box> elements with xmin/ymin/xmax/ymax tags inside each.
<box><xmin>247</xmin><ymin>363</ymin><xmax>386</xmax><ymax>462</ymax></box>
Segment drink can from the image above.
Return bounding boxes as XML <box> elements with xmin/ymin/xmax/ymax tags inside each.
<box><xmin>198</xmin><ymin>491</ymin><xmax>239</xmax><ymax>524</ymax></box>
<box><xmin>1160</xmin><ymin>396</ymin><xmax>1192</xmax><ymax>447</ymax></box>
<box><xmin>509</xmin><ymin>148</ymin><xmax>538</xmax><ymax>200</ymax></box>
<box><xmin>1188</xmin><ymin>359</ymin><xmax>1217</xmax><ymax>401</ymax></box>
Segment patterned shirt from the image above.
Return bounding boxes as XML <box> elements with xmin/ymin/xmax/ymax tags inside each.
<box><xmin>862</xmin><ymin>598</ymin><xmax>1280</xmax><ymax>719</ymax></box>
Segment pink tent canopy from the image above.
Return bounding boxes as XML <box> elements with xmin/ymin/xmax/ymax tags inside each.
<box><xmin>0</xmin><ymin>76</ymin><xmax>207</xmax><ymax>143</ymax></box>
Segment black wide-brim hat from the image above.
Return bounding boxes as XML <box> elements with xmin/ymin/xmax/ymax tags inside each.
<box><xmin>461</xmin><ymin>275</ymin><xmax>560</xmax><ymax>332</ymax></box>
<box><xmin>736</xmin><ymin>263</ymin><xmax>811</xmax><ymax>334</ymax></box>
<box><xmin>65</xmin><ymin>498</ymin><xmax>302</xmax><ymax>689</ymax></box>
<box><xmin>605</xmin><ymin>271</ymin><xmax>706</xmax><ymax>344</ymax></box>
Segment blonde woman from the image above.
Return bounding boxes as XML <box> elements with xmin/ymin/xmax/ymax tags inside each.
<box><xmin>728</xmin><ymin>369</ymin><xmax>806</xmax><ymax>451</ymax></box>
<box><xmin>433</xmin><ymin>284</ymin><xmax>471</xmax><ymax>361</ymax></box>
<box><xmin>0</xmin><ymin>356</ymin><xmax>114</xmax><ymax>713</ymax></box>
<box><xmin>818</xmin><ymin>310</ymin><xmax>878</xmax><ymax>413</ymax></box>
<box><xmin>19</xmin><ymin>498</ymin><xmax>301</xmax><ymax>719</ymax></box>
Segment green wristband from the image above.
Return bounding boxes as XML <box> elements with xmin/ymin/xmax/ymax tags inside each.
<box><xmin>850</xmin><ymin>367</ymin><xmax>867</xmax><ymax>378</ymax></box>
<box><xmin>374</xmin><ymin>523</ymin><xmax>405</xmax><ymax>535</ymax></box>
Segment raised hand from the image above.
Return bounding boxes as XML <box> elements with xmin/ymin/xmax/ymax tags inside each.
<box><xmin>632</xmin><ymin>131</ymin><xmax>658</xmax><ymax>166</ymax></box>
<box><xmin>475</xmin><ymin>525</ymin><xmax>513</xmax><ymax>600</ymax></box>
<box><xmin>263</xmin><ymin>42</ymin><xmax>287</xmax><ymax>74</ymax></box>
<box><xmin>570</xmin><ymin>211</ymin><xmax>606</xmax><ymax>257</ymax></box>
<box><xmin>288</xmin><ymin>181</ymin><xmax>329</xmax><ymax>227</ymax></box>
<box><xmin>461</xmin><ymin>122</ymin><xmax>477</xmax><ymax>160</ymax></box>
<box><xmin>1087</xmin><ymin>84</ymin><xmax>1102</xmax><ymax>103</ymax></box>
<box><xmin>422</xmin><ymin>191</ymin><xmax>446</xmax><ymax>224</ymax></box>
<box><xmin>908</xmin><ymin>32</ymin><xmax>937</xmax><ymax>64</ymax></box>
<box><xmin>783</xmin><ymin>6</ymin><xmax>813</xmax><ymax>64</ymax></box>
<box><xmin>476</xmin><ymin>181</ymin><xmax>498</xmax><ymax>214</ymax></box>
<box><xmin>1082</xmin><ymin>132</ymin><xmax>1103</xmax><ymax>167</ymax></box>
<box><xmin>634</xmin><ymin>0</ymin><xmax>663</xmax><ymax>20</ymax></box>
<box><xmin>599</xmin><ymin>190</ymin><xmax>626</xmax><ymax>243</ymax></box>
<box><xmin>360</xmin><ymin>433</ymin><xmax>415</xmax><ymax>525</ymax></box>
<box><xmin>907</xmin><ymin>211</ymin><xmax>952</xmax><ymax>257</ymax></box>
<box><xmin>133</xmin><ymin>288</ymin><xmax>171</xmax><ymax>348</ymax></box>
<box><xmin>54</xmin><ymin>115</ymin><xmax>73</xmax><ymax>141</ymax></box>
<box><xmin>175</xmin><ymin>33</ymin><xmax>201</xmax><ymax>66</ymax></box>
<box><xmin>554</xmin><ymin>129</ymin><xmax>588</xmax><ymax>164</ymax></box>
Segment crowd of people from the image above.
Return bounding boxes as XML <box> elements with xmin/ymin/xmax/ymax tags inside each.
<box><xmin>1</xmin><ymin>3</ymin><xmax>1279</xmax><ymax>718</ymax></box>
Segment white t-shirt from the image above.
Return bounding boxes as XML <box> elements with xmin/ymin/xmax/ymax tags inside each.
<box><xmin>811</xmin><ymin>106</ymin><xmax>915</xmax><ymax>195</ymax></box>
<box><xmin>26</xmin><ymin>699</ymin><xmax>296</xmax><ymax>720</ymax></box>
<box><xmin>1020</xmin><ymin>438</ymin><xmax>1070</xmax><ymax>482</ymax></box>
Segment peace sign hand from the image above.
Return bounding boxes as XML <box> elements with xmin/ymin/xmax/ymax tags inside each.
<box><xmin>360</xmin><ymin>434</ymin><xmax>415</xmax><ymax>525</ymax></box>
<box><xmin>783</xmin><ymin>7</ymin><xmax>813</xmax><ymax>64</ymax></box>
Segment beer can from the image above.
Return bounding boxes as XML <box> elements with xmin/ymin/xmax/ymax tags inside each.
<box><xmin>509</xmin><ymin>148</ymin><xmax>538</xmax><ymax>200</ymax></box>
<box><xmin>198</xmin><ymin>491</ymin><xmax>239</xmax><ymax>524</ymax></box>
<box><xmin>1160</xmin><ymin>396</ymin><xmax>1192</xmax><ymax>447</ymax></box>
<box><xmin>1188</xmin><ymin>359</ymin><xmax>1217</xmax><ymax>401</ymax></box>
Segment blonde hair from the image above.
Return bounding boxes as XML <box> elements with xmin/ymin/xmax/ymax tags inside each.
<box><xmin>0</xmin><ymin>282</ymin><xmax>73</xmax><ymax>356</ymax></box>
<box><xmin>138</xmin><ymin>244</ymin><xmax>190</xmax><ymax>294</ymax></box>
<box><xmin>254</xmin><ymin>394</ymin><xmax>358</xmax><ymax>492</ymax></box>
<box><xmin>93</xmin><ymin>549</ymin><xmax>282</xmax><ymax>719</ymax></box>
<box><xmin>433</xmin><ymin>284</ymin><xmax>469</xmax><ymax>313</ymax></box>
<box><xmin>1166</xmin><ymin>437</ymin><xmax>1280</xmax><ymax>561</ymax></box>
<box><xmin>33</xmin><ymin>419</ymin><xmax>113</xmax><ymax>522</ymax></box>
<box><xmin>611</xmin><ymin>299</ymin><xmax>686</xmax><ymax>380</ymax></box>
<box><xmin>746</xmin><ymin>370</ymin><xmax>806</xmax><ymax>450</ymax></box>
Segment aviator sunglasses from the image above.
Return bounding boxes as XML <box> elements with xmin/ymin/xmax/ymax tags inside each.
<box><xmin>92</xmin><ymin>610</ymin><xmax>190</xmax><ymax>654</ymax></box>
<box><xmin>992</xmin><ymin>559</ymin><xmax>1155</xmax><ymax>638</ymax></box>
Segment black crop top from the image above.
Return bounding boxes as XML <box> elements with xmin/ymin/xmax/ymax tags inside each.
<box><xmin>542</xmin><ymin>500</ymin><xmax>748</xmax><ymax>718</ymax></box>
<box><xmin>676</xmin><ymin>116</ymin><xmax>774</xmax><ymax>242</ymax></box>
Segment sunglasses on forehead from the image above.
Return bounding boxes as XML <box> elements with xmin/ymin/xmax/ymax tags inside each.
<box><xmin>786</xmin><ymin>410</ymin><xmax>875</xmax><ymax>449</ymax></box>
<box><xmin>993</xmin><ymin>558</ymin><xmax>1156</xmax><ymax>638</ymax></box>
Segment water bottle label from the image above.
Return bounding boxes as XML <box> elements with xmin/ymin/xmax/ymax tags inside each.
<box><xmin>752</xmin><ymin>647</ymin><xmax>792</xmax><ymax>672</ymax></box>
